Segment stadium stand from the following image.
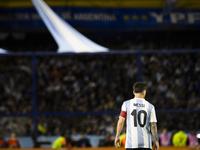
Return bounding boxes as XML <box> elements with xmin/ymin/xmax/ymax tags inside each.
<box><xmin>0</xmin><ymin>51</ymin><xmax>199</xmax><ymax>138</ymax></box>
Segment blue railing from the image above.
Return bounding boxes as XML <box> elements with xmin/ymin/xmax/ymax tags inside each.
<box><xmin>1</xmin><ymin>109</ymin><xmax>200</xmax><ymax>117</ymax></box>
<box><xmin>1</xmin><ymin>49</ymin><xmax>200</xmax><ymax>134</ymax></box>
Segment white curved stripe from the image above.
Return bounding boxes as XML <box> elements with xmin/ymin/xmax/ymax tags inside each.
<box><xmin>0</xmin><ymin>48</ymin><xmax>8</xmax><ymax>53</ymax></box>
<box><xmin>31</xmin><ymin>0</ymin><xmax>108</xmax><ymax>53</ymax></box>
<box><xmin>60</xmin><ymin>19</ymin><xmax>108</xmax><ymax>52</ymax></box>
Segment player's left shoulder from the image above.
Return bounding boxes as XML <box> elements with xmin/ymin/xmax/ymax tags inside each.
<box><xmin>144</xmin><ymin>99</ymin><xmax>155</xmax><ymax>108</ymax></box>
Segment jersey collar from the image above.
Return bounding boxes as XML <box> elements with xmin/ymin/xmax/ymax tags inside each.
<box><xmin>134</xmin><ymin>97</ymin><xmax>145</xmax><ymax>100</ymax></box>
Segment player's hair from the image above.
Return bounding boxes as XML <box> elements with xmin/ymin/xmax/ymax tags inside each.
<box><xmin>133</xmin><ymin>82</ymin><xmax>147</xmax><ymax>93</ymax></box>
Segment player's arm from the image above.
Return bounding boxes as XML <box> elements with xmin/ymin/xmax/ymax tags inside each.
<box><xmin>150</xmin><ymin>122</ymin><xmax>159</xmax><ymax>150</ymax></box>
<box><xmin>151</xmin><ymin>122</ymin><xmax>158</xmax><ymax>141</ymax></box>
<box><xmin>115</xmin><ymin>117</ymin><xmax>125</xmax><ymax>147</ymax></box>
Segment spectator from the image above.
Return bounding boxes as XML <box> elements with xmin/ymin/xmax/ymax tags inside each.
<box><xmin>76</xmin><ymin>133</ymin><xmax>91</xmax><ymax>147</ymax></box>
<box><xmin>52</xmin><ymin>136</ymin><xmax>66</xmax><ymax>149</ymax></box>
<box><xmin>159</xmin><ymin>128</ymin><xmax>172</xmax><ymax>146</ymax></box>
<box><xmin>188</xmin><ymin>129</ymin><xmax>199</xmax><ymax>147</ymax></box>
<box><xmin>98</xmin><ymin>132</ymin><xmax>114</xmax><ymax>147</ymax></box>
<box><xmin>37</xmin><ymin>117</ymin><xmax>47</xmax><ymax>135</ymax></box>
<box><xmin>172</xmin><ymin>130</ymin><xmax>188</xmax><ymax>147</ymax></box>
<box><xmin>65</xmin><ymin>134</ymin><xmax>74</xmax><ymax>149</ymax></box>
<box><xmin>32</xmin><ymin>134</ymin><xmax>39</xmax><ymax>148</ymax></box>
<box><xmin>7</xmin><ymin>132</ymin><xmax>20</xmax><ymax>148</ymax></box>
<box><xmin>0</xmin><ymin>134</ymin><xmax>6</xmax><ymax>148</ymax></box>
<box><xmin>52</xmin><ymin>132</ymin><xmax>73</xmax><ymax>149</ymax></box>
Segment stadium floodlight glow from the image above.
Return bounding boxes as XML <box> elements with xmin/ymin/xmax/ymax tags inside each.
<box><xmin>197</xmin><ymin>134</ymin><xmax>200</xmax><ymax>138</ymax></box>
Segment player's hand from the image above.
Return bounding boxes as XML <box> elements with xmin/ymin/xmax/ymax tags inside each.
<box><xmin>153</xmin><ymin>141</ymin><xmax>159</xmax><ymax>150</ymax></box>
<box><xmin>115</xmin><ymin>137</ymin><xmax>120</xmax><ymax>148</ymax></box>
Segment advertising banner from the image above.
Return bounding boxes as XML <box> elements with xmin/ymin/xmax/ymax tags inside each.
<box><xmin>0</xmin><ymin>7</ymin><xmax>200</xmax><ymax>31</ymax></box>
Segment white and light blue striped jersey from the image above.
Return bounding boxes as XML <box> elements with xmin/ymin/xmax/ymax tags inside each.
<box><xmin>120</xmin><ymin>97</ymin><xmax>157</xmax><ymax>149</ymax></box>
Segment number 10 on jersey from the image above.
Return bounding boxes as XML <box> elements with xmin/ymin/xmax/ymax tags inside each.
<box><xmin>131</xmin><ymin>109</ymin><xmax>147</xmax><ymax>127</ymax></box>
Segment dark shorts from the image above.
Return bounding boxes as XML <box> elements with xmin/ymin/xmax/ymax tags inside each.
<box><xmin>126</xmin><ymin>148</ymin><xmax>151</xmax><ymax>150</ymax></box>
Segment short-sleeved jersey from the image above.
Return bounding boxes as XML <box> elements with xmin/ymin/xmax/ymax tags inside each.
<box><xmin>120</xmin><ymin>98</ymin><xmax>157</xmax><ymax>149</ymax></box>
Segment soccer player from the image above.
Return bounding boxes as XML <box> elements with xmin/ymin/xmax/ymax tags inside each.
<box><xmin>115</xmin><ymin>82</ymin><xmax>159</xmax><ymax>150</ymax></box>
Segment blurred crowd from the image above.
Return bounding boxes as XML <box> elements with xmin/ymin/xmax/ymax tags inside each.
<box><xmin>36</xmin><ymin>55</ymin><xmax>137</xmax><ymax>113</ymax></box>
<box><xmin>142</xmin><ymin>54</ymin><xmax>200</xmax><ymax>130</ymax></box>
<box><xmin>0</xmin><ymin>48</ymin><xmax>199</xmax><ymax>140</ymax></box>
<box><xmin>0</xmin><ymin>56</ymin><xmax>33</xmax><ymax>114</ymax></box>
